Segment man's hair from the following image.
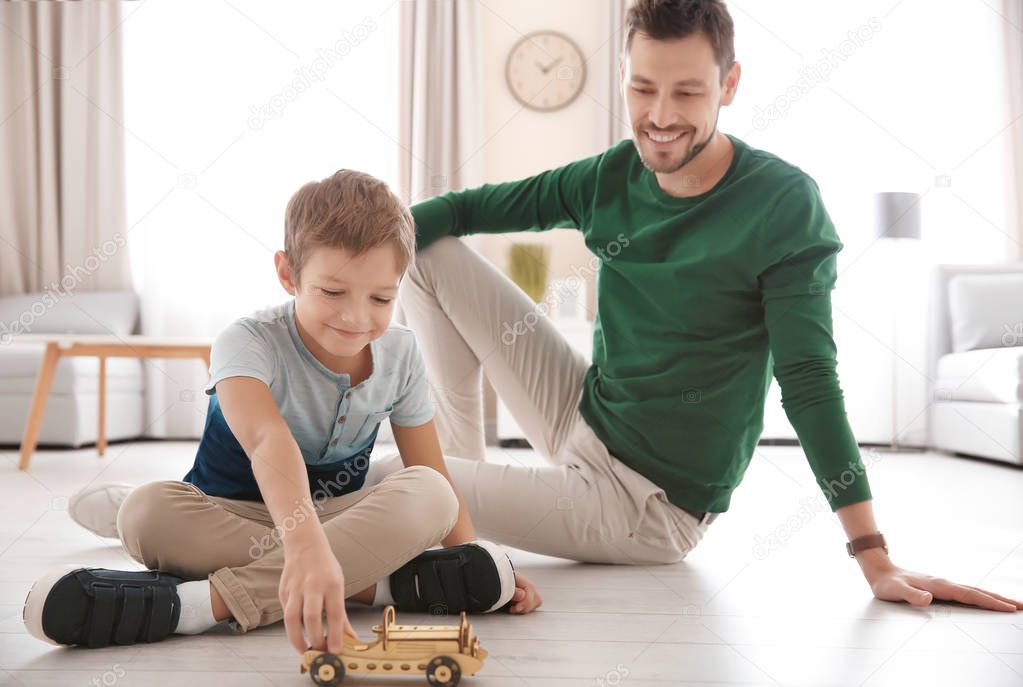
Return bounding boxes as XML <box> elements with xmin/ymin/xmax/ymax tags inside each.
<box><xmin>624</xmin><ymin>0</ymin><xmax>735</xmax><ymax>83</ymax></box>
<box><xmin>283</xmin><ymin>169</ymin><xmax>415</xmax><ymax>282</ymax></box>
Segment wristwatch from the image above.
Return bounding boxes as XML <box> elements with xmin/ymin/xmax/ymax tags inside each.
<box><xmin>846</xmin><ymin>532</ymin><xmax>887</xmax><ymax>558</ymax></box>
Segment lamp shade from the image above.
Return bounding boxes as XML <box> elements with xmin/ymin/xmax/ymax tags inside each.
<box><xmin>875</xmin><ymin>192</ymin><xmax>921</xmax><ymax>240</ymax></box>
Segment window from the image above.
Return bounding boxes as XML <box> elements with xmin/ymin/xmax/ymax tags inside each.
<box><xmin>719</xmin><ymin>0</ymin><xmax>1014</xmax><ymax>264</ymax></box>
<box><xmin>123</xmin><ymin>0</ymin><xmax>401</xmax><ymax>330</ymax></box>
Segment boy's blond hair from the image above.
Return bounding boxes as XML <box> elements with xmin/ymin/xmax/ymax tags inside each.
<box><xmin>284</xmin><ymin>169</ymin><xmax>415</xmax><ymax>282</ymax></box>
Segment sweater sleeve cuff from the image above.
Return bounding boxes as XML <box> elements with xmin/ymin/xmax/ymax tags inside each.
<box><xmin>410</xmin><ymin>195</ymin><xmax>459</xmax><ymax>252</ymax></box>
<box><xmin>786</xmin><ymin>400</ymin><xmax>874</xmax><ymax>511</ymax></box>
<box><xmin>815</xmin><ymin>469</ymin><xmax>873</xmax><ymax>511</ymax></box>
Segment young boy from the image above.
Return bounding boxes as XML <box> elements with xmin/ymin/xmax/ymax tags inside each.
<box><xmin>23</xmin><ymin>170</ymin><xmax>537</xmax><ymax>654</ymax></box>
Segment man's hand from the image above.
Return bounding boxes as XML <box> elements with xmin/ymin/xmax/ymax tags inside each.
<box><xmin>279</xmin><ymin>536</ymin><xmax>358</xmax><ymax>653</ymax></box>
<box><xmin>507</xmin><ymin>571</ymin><xmax>543</xmax><ymax>614</ymax></box>
<box><xmin>835</xmin><ymin>501</ymin><xmax>1021</xmax><ymax>612</ymax></box>
<box><xmin>865</xmin><ymin>562</ymin><xmax>1022</xmax><ymax>612</ymax></box>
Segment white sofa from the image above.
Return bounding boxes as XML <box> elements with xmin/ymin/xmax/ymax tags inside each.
<box><xmin>0</xmin><ymin>290</ymin><xmax>145</xmax><ymax>448</ymax></box>
<box><xmin>927</xmin><ymin>264</ymin><xmax>1023</xmax><ymax>466</ymax></box>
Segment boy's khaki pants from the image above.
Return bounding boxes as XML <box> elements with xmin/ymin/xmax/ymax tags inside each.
<box><xmin>116</xmin><ymin>466</ymin><xmax>458</xmax><ymax>632</ymax></box>
<box><xmin>367</xmin><ymin>236</ymin><xmax>711</xmax><ymax>566</ymax></box>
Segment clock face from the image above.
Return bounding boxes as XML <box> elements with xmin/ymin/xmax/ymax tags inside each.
<box><xmin>505</xmin><ymin>31</ymin><xmax>586</xmax><ymax>112</ymax></box>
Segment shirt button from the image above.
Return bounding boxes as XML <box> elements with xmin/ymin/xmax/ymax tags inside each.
<box><xmin>337</xmin><ymin>416</ymin><xmax>345</xmax><ymax>424</ymax></box>
<box><xmin>330</xmin><ymin>438</ymin><xmax>338</xmax><ymax>446</ymax></box>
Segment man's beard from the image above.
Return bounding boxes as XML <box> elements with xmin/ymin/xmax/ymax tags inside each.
<box><xmin>635</xmin><ymin>125</ymin><xmax>716</xmax><ymax>174</ymax></box>
<box><xmin>633</xmin><ymin>107</ymin><xmax>721</xmax><ymax>174</ymax></box>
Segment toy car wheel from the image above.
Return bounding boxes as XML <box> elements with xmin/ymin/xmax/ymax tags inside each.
<box><xmin>426</xmin><ymin>655</ymin><xmax>461</xmax><ymax>687</ymax></box>
<box><xmin>309</xmin><ymin>652</ymin><xmax>345</xmax><ymax>686</ymax></box>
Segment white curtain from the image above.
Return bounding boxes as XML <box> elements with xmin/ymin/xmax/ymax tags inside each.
<box><xmin>394</xmin><ymin>0</ymin><xmax>486</xmax><ymax>320</ymax></box>
<box><xmin>396</xmin><ymin>0</ymin><xmax>485</xmax><ymax>206</ymax></box>
<box><xmin>392</xmin><ymin>0</ymin><xmax>487</xmax><ymax>444</ymax></box>
<box><xmin>1005</xmin><ymin>0</ymin><xmax>1023</xmax><ymax>259</ymax></box>
<box><xmin>0</xmin><ymin>1</ymin><xmax>131</xmax><ymax>296</ymax></box>
<box><xmin>596</xmin><ymin>0</ymin><xmax>632</xmax><ymax>148</ymax></box>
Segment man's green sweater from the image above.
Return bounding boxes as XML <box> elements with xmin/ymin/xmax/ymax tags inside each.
<box><xmin>409</xmin><ymin>133</ymin><xmax>872</xmax><ymax>513</ymax></box>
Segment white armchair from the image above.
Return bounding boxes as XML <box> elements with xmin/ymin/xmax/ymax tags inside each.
<box><xmin>927</xmin><ymin>264</ymin><xmax>1023</xmax><ymax>466</ymax></box>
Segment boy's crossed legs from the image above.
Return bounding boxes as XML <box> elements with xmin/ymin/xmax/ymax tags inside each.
<box><xmin>24</xmin><ymin>465</ymin><xmax>518</xmax><ymax>647</ymax></box>
<box><xmin>376</xmin><ymin>236</ymin><xmax>710</xmax><ymax>565</ymax></box>
<box><xmin>115</xmin><ymin>465</ymin><xmax>457</xmax><ymax>632</ymax></box>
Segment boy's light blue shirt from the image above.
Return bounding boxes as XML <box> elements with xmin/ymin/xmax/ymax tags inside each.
<box><xmin>182</xmin><ymin>299</ymin><xmax>434</xmax><ymax>500</ymax></box>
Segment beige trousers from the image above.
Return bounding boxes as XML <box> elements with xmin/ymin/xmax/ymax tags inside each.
<box><xmin>370</xmin><ymin>236</ymin><xmax>711</xmax><ymax>565</ymax></box>
<box><xmin>115</xmin><ymin>465</ymin><xmax>458</xmax><ymax>632</ymax></box>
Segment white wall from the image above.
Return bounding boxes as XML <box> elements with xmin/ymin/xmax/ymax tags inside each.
<box><xmin>475</xmin><ymin>0</ymin><xmax>610</xmax><ymax>319</ymax></box>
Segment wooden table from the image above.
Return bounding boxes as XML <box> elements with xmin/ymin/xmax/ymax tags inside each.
<box><xmin>11</xmin><ymin>334</ymin><xmax>212</xmax><ymax>470</ymax></box>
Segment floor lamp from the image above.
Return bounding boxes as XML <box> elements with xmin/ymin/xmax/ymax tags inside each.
<box><xmin>876</xmin><ymin>192</ymin><xmax>921</xmax><ymax>450</ymax></box>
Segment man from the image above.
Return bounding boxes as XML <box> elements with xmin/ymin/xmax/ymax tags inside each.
<box><xmin>366</xmin><ymin>0</ymin><xmax>1022</xmax><ymax>615</ymax></box>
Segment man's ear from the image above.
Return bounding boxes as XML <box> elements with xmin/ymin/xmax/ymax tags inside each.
<box><xmin>720</xmin><ymin>61</ymin><xmax>741</xmax><ymax>106</ymax></box>
<box><xmin>275</xmin><ymin>250</ymin><xmax>297</xmax><ymax>296</ymax></box>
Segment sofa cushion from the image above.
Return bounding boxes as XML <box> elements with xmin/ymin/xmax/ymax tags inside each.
<box><xmin>0</xmin><ymin>290</ymin><xmax>138</xmax><ymax>340</ymax></box>
<box><xmin>0</xmin><ymin>392</ymin><xmax>144</xmax><ymax>447</ymax></box>
<box><xmin>948</xmin><ymin>273</ymin><xmax>1023</xmax><ymax>352</ymax></box>
<box><xmin>935</xmin><ymin>347</ymin><xmax>1023</xmax><ymax>403</ymax></box>
<box><xmin>0</xmin><ymin>345</ymin><xmax>144</xmax><ymax>394</ymax></box>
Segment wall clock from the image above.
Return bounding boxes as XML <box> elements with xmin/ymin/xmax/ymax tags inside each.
<box><xmin>505</xmin><ymin>30</ymin><xmax>586</xmax><ymax>112</ymax></box>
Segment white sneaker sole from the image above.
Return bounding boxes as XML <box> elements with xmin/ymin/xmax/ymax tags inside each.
<box><xmin>471</xmin><ymin>540</ymin><xmax>516</xmax><ymax>613</ymax></box>
<box><xmin>23</xmin><ymin>564</ymin><xmax>86</xmax><ymax>645</ymax></box>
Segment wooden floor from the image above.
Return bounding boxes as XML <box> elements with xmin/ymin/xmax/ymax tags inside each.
<box><xmin>1</xmin><ymin>440</ymin><xmax>1021</xmax><ymax>686</ymax></box>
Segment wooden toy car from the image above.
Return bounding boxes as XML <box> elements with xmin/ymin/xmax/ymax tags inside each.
<box><xmin>300</xmin><ymin>605</ymin><xmax>488</xmax><ymax>686</ymax></box>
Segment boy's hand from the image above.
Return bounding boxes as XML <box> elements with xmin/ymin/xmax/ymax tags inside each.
<box><xmin>507</xmin><ymin>571</ymin><xmax>543</xmax><ymax>614</ymax></box>
<box><xmin>279</xmin><ymin>536</ymin><xmax>358</xmax><ymax>653</ymax></box>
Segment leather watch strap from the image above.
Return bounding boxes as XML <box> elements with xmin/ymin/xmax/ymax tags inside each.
<box><xmin>846</xmin><ymin>532</ymin><xmax>887</xmax><ymax>558</ymax></box>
